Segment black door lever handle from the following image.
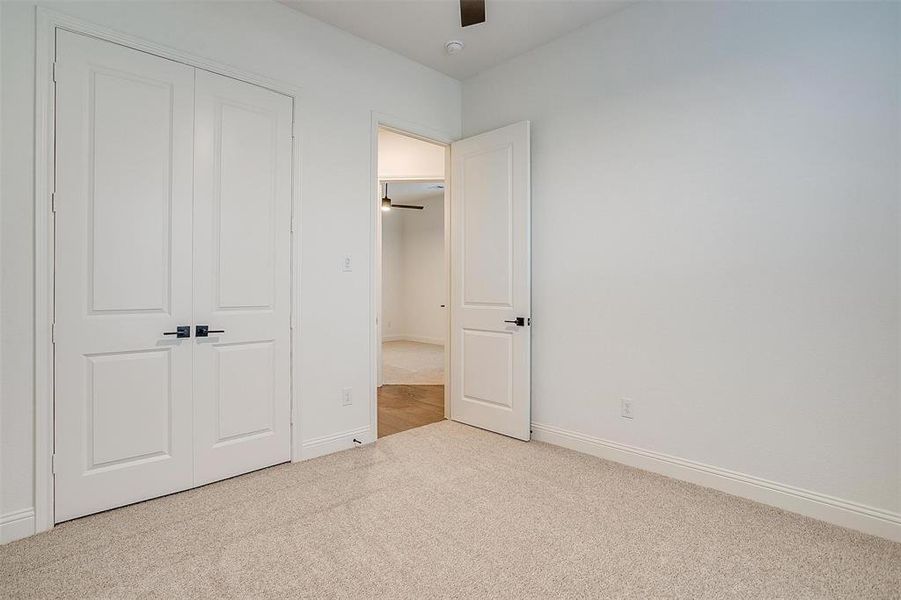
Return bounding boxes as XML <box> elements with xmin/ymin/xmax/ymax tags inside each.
<box><xmin>195</xmin><ymin>325</ymin><xmax>225</xmax><ymax>337</ymax></box>
<box><xmin>163</xmin><ymin>325</ymin><xmax>191</xmax><ymax>338</ymax></box>
<box><xmin>504</xmin><ymin>317</ymin><xmax>528</xmax><ymax>326</ymax></box>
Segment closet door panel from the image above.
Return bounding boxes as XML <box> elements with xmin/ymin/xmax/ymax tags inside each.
<box><xmin>192</xmin><ymin>70</ymin><xmax>293</xmax><ymax>485</ymax></box>
<box><xmin>54</xmin><ymin>30</ymin><xmax>196</xmax><ymax>522</ymax></box>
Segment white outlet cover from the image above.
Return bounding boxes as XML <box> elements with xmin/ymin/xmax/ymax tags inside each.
<box><xmin>621</xmin><ymin>398</ymin><xmax>634</xmax><ymax>419</ymax></box>
<box><xmin>342</xmin><ymin>254</ymin><xmax>352</xmax><ymax>272</ymax></box>
<box><xmin>342</xmin><ymin>387</ymin><xmax>353</xmax><ymax>406</ymax></box>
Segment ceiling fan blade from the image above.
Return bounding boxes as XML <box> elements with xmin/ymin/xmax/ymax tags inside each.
<box><xmin>460</xmin><ymin>0</ymin><xmax>485</xmax><ymax>27</ymax></box>
<box><xmin>392</xmin><ymin>204</ymin><xmax>425</xmax><ymax>210</ymax></box>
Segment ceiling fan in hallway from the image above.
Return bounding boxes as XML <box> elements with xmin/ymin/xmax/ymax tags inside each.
<box><xmin>381</xmin><ymin>182</ymin><xmax>424</xmax><ymax>211</ymax></box>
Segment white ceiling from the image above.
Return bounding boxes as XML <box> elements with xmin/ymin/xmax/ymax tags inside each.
<box><xmin>279</xmin><ymin>0</ymin><xmax>629</xmax><ymax>80</ymax></box>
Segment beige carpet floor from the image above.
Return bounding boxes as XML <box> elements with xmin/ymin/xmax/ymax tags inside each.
<box><xmin>1</xmin><ymin>421</ymin><xmax>899</xmax><ymax>599</ymax></box>
<box><xmin>382</xmin><ymin>340</ymin><xmax>444</xmax><ymax>385</ymax></box>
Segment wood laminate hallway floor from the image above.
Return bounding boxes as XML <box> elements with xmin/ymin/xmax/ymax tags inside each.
<box><xmin>377</xmin><ymin>384</ymin><xmax>444</xmax><ymax>438</ymax></box>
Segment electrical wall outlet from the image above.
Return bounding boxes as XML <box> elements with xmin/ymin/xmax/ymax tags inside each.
<box><xmin>342</xmin><ymin>387</ymin><xmax>353</xmax><ymax>407</ymax></box>
<box><xmin>621</xmin><ymin>398</ymin><xmax>634</xmax><ymax>419</ymax></box>
<box><xmin>342</xmin><ymin>254</ymin><xmax>352</xmax><ymax>272</ymax></box>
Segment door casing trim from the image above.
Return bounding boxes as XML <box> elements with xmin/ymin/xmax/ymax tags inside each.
<box><xmin>33</xmin><ymin>6</ymin><xmax>304</xmax><ymax>534</ymax></box>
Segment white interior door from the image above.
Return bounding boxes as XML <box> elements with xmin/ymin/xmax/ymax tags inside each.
<box><xmin>192</xmin><ymin>70</ymin><xmax>293</xmax><ymax>486</ymax></box>
<box><xmin>54</xmin><ymin>31</ymin><xmax>196</xmax><ymax>521</ymax></box>
<box><xmin>449</xmin><ymin>121</ymin><xmax>531</xmax><ymax>440</ymax></box>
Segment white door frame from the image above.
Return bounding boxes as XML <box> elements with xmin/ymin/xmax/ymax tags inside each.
<box><xmin>33</xmin><ymin>7</ymin><xmax>304</xmax><ymax>534</ymax></box>
<box><xmin>370</xmin><ymin>115</ymin><xmax>455</xmax><ymax>437</ymax></box>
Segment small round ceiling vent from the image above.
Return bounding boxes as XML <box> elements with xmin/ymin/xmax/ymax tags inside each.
<box><xmin>445</xmin><ymin>40</ymin><xmax>464</xmax><ymax>55</ymax></box>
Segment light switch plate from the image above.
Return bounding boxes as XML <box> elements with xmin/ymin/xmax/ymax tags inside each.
<box><xmin>621</xmin><ymin>398</ymin><xmax>634</xmax><ymax>419</ymax></box>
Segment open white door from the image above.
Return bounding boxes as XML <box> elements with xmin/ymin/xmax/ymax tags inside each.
<box><xmin>449</xmin><ymin>121</ymin><xmax>531</xmax><ymax>440</ymax></box>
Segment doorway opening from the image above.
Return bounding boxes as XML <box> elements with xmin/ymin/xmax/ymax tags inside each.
<box><xmin>376</xmin><ymin>127</ymin><xmax>449</xmax><ymax>438</ymax></box>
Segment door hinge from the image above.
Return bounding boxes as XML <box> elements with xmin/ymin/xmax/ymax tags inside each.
<box><xmin>52</xmin><ymin>61</ymin><xmax>58</xmax><ymax>83</ymax></box>
<box><xmin>51</xmin><ymin>322</ymin><xmax>56</xmax><ymax>344</ymax></box>
<box><xmin>51</xmin><ymin>454</ymin><xmax>57</xmax><ymax>475</ymax></box>
<box><xmin>51</xmin><ymin>192</ymin><xmax>57</xmax><ymax>213</ymax></box>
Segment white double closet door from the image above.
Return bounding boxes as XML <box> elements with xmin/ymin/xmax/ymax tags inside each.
<box><xmin>53</xmin><ymin>31</ymin><xmax>293</xmax><ymax>522</ymax></box>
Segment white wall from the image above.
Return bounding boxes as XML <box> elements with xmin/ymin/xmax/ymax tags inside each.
<box><xmin>381</xmin><ymin>193</ymin><xmax>446</xmax><ymax>345</ymax></box>
<box><xmin>381</xmin><ymin>209</ymin><xmax>405</xmax><ymax>339</ymax></box>
<box><xmin>1</xmin><ymin>1</ymin><xmax>36</xmax><ymax>540</ymax></box>
<box><xmin>399</xmin><ymin>195</ymin><xmax>446</xmax><ymax>344</ymax></box>
<box><xmin>463</xmin><ymin>1</ymin><xmax>901</xmax><ymax>513</ymax></box>
<box><xmin>0</xmin><ymin>0</ymin><xmax>460</xmax><ymax>540</ymax></box>
<box><xmin>378</xmin><ymin>128</ymin><xmax>445</xmax><ymax>181</ymax></box>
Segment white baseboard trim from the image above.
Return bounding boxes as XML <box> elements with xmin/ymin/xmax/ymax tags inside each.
<box><xmin>1</xmin><ymin>508</ymin><xmax>36</xmax><ymax>544</ymax></box>
<box><xmin>382</xmin><ymin>334</ymin><xmax>445</xmax><ymax>346</ymax></box>
<box><xmin>298</xmin><ymin>426</ymin><xmax>373</xmax><ymax>461</ymax></box>
<box><xmin>531</xmin><ymin>422</ymin><xmax>901</xmax><ymax>543</ymax></box>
